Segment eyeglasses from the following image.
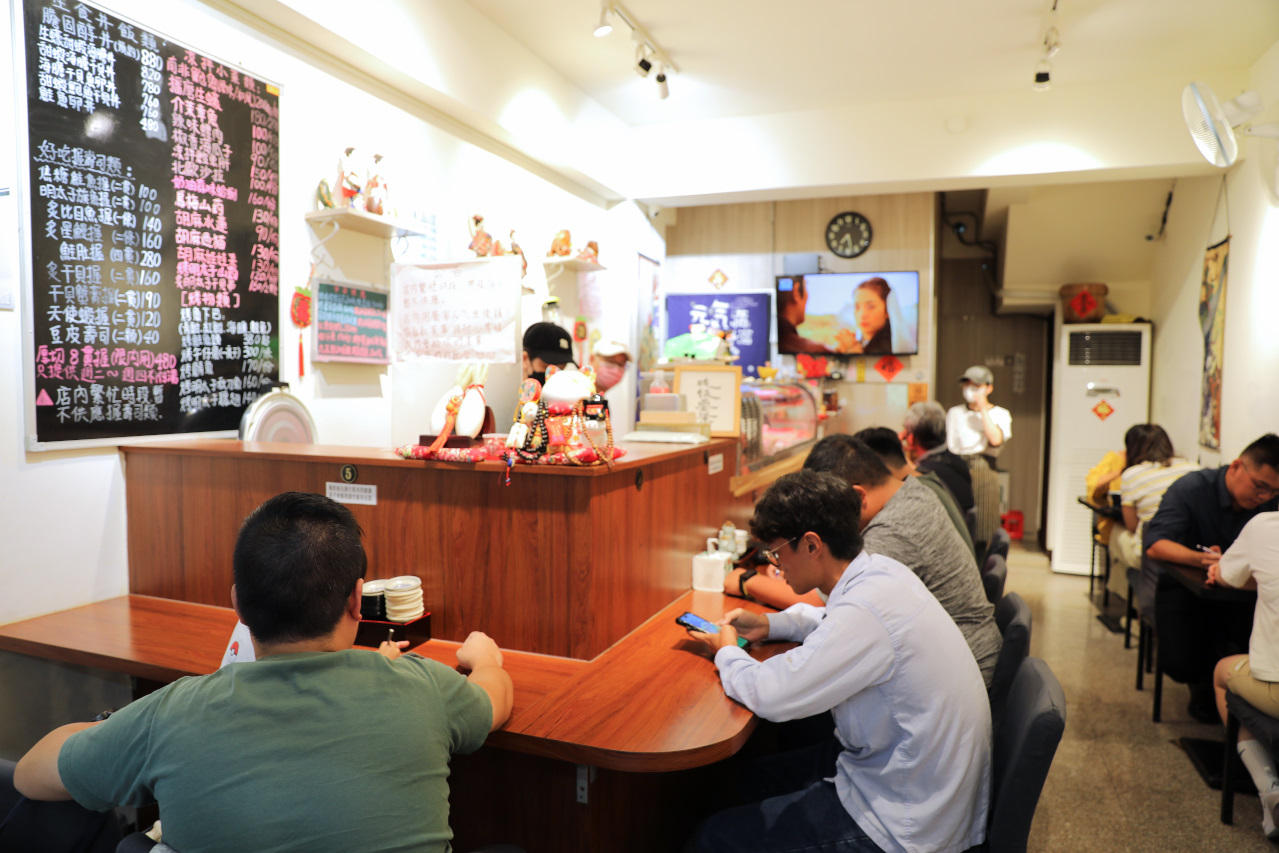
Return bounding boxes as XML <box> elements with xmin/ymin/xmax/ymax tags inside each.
<box><xmin>760</xmin><ymin>537</ymin><xmax>800</xmax><ymax>567</ymax></box>
<box><xmin>1242</xmin><ymin>460</ymin><xmax>1279</xmax><ymax>499</ymax></box>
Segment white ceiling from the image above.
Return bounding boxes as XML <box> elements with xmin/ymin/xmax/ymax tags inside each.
<box><xmin>466</xmin><ymin>0</ymin><xmax>1279</xmax><ymax>128</ymax></box>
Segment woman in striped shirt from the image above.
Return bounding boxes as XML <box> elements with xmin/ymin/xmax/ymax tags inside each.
<box><xmin>1110</xmin><ymin>424</ymin><xmax>1199</xmax><ymax>587</ymax></box>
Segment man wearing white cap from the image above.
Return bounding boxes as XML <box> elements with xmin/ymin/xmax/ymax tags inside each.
<box><xmin>590</xmin><ymin>339</ymin><xmax>631</xmax><ymax>394</ymax></box>
<box><xmin>946</xmin><ymin>365</ymin><xmax>1012</xmax><ymax>553</ymax></box>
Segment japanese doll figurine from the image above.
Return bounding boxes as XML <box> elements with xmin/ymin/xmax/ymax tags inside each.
<box><xmin>510</xmin><ymin>230</ymin><xmax>527</xmax><ymax>277</ymax></box>
<box><xmin>364</xmin><ymin>153</ymin><xmax>388</xmax><ymax>216</ymax></box>
<box><xmin>468</xmin><ymin>215</ymin><xmax>494</xmax><ymax>257</ymax></box>
<box><xmin>547</xmin><ymin>229</ymin><xmax>571</xmax><ymax>257</ymax></box>
<box><xmin>339</xmin><ymin>147</ymin><xmax>367</xmax><ymax>210</ymax></box>
<box><xmin>540</xmin><ymin>365</ymin><xmax>596</xmax><ymax>406</ymax></box>
<box><xmin>575</xmin><ymin>241</ymin><xmax>599</xmax><ymax>264</ymax></box>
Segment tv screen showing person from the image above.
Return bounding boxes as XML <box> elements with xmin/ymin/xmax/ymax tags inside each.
<box><xmin>776</xmin><ymin>272</ymin><xmax>919</xmax><ymax>356</ymax></box>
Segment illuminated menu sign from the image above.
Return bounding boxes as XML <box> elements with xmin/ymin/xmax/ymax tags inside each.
<box><xmin>22</xmin><ymin>0</ymin><xmax>280</xmax><ymax>443</ymax></box>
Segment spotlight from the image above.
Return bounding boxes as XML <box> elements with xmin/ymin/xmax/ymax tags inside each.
<box><xmin>593</xmin><ymin>5</ymin><xmax>612</xmax><ymax>37</ymax></box>
<box><xmin>1042</xmin><ymin>25</ymin><xmax>1060</xmax><ymax>58</ymax></box>
<box><xmin>636</xmin><ymin>45</ymin><xmax>652</xmax><ymax>77</ymax></box>
<box><xmin>1032</xmin><ymin>59</ymin><xmax>1051</xmax><ymax>92</ymax></box>
<box><xmin>655</xmin><ymin>63</ymin><xmax>669</xmax><ymax>99</ymax></box>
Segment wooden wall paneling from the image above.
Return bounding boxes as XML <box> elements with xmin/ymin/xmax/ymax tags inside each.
<box><xmin>439</xmin><ymin>467</ymin><xmax>578</xmax><ymax>657</ymax></box>
<box><xmin>123</xmin><ymin>451</ymin><xmax>185</xmax><ymax>600</ymax></box>
<box><xmin>665</xmin><ymin>202</ymin><xmax>774</xmax><ymax>256</ymax></box>
<box><xmin>772</xmin><ymin>193</ymin><xmax>933</xmax><ymax>254</ymax></box>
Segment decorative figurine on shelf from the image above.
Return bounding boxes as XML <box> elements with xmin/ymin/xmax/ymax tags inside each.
<box><xmin>509</xmin><ymin>230</ymin><xmax>528</xmax><ymax>277</ymax></box>
<box><xmin>575</xmin><ymin>241</ymin><xmax>599</xmax><ymax>264</ymax></box>
<box><xmin>548</xmin><ymin>229</ymin><xmax>571</xmax><ymax>257</ymax></box>
<box><xmin>505</xmin><ymin>365</ymin><xmax>622</xmax><ymax>468</ymax></box>
<box><xmin>364</xmin><ymin>153</ymin><xmax>388</xmax><ymax>216</ymax></box>
<box><xmin>468</xmin><ymin>214</ymin><xmax>494</xmax><ymax>257</ymax></box>
<box><xmin>315</xmin><ymin>179</ymin><xmax>334</xmax><ymax>210</ymax></box>
<box><xmin>339</xmin><ymin>147</ymin><xmax>367</xmax><ymax>210</ymax></box>
<box><xmin>540</xmin><ymin>364</ymin><xmax>596</xmax><ymax>406</ymax></box>
<box><xmin>757</xmin><ymin>360</ymin><xmax>778</xmax><ymax>382</ymax></box>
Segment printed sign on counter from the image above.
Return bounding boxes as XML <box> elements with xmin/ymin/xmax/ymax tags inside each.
<box><xmin>673</xmin><ymin>364</ymin><xmax>742</xmax><ymax>437</ymax></box>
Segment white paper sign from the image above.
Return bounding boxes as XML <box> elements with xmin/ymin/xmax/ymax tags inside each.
<box><xmin>707</xmin><ymin>453</ymin><xmax>724</xmax><ymax>475</ymax></box>
<box><xmin>391</xmin><ymin>258</ymin><xmax>520</xmax><ymax>362</ymax></box>
<box><xmin>326</xmin><ymin>482</ymin><xmax>378</xmax><ymax>506</ymax></box>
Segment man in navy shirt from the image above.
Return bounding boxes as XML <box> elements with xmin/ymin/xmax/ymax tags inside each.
<box><xmin>1144</xmin><ymin>433</ymin><xmax>1279</xmax><ymax>721</ymax></box>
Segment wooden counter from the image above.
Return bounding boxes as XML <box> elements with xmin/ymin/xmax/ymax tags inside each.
<box><xmin>121</xmin><ymin>438</ymin><xmax>738</xmax><ymax>659</ymax></box>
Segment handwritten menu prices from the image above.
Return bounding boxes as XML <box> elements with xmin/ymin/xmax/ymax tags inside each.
<box><xmin>315</xmin><ymin>283</ymin><xmax>389</xmax><ymax>363</ymax></box>
<box><xmin>22</xmin><ymin>0</ymin><xmax>279</xmax><ymax>444</ymax></box>
<box><xmin>391</xmin><ymin>260</ymin><xmax>519</xmax><ymax>363</ymax></box>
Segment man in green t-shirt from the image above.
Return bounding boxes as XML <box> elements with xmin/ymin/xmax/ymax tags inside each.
<box><xmin>14</xmin><ymin>491</ymin><xmax>513</xmax><ymax>853</ymax></box>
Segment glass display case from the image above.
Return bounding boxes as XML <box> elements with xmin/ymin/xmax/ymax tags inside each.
<box><xmin>739</xmin><ymin>380</ymin><xmax>820</xmax><ymax>472</ymax></box>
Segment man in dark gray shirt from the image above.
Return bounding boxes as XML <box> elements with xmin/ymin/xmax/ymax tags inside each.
<box><xmin>806</xmin><ymin>435</ymin><xmax>1001</xmax><ymax>686</ymax></box>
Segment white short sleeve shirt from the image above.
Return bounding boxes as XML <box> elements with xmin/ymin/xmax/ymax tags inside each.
<box><xmin>946</xmin><ymin>404</ymin><xmax>1012</xmax><ymax>457</ymax></box>
<box><xmin>1219</xmin><ymin>512</ymin><xmax>1279</xmax><ymax>681</ymax></box>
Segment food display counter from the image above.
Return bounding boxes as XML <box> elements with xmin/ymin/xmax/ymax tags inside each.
<box><xmin>731</xmin><ymin>379</ymin><xmax>822</xmax><ymax>500</ymax></box>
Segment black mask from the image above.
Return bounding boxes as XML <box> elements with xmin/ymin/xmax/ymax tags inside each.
<box><xmin>530</xmin><ymin>371</ymin><xmax>546</xmax><ymax>386</ymax></box>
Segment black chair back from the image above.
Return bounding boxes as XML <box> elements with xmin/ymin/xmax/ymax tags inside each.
<box><xmin>990</xmin><ymin>592</ymin><xmax>1032</xmax><ymax>727</ymax></box>
<box><xmin>983</xmin><ymin>555</ymin><xmax>1007</xmax><ymax>605</ymax></box>
<box><xmin>987</xmin><ymin>657</ymin><xmax>1066</xmax><ymax>853</ymax></box>
<box><xmin>964</xmin><ymin>507</ymin><xmax>979</xmax><ymax>553</ymax></box>
<box><xmin>983</xmin><ymin>528</ymin><xmax>1011</xmax><ymax>567</ymax></box>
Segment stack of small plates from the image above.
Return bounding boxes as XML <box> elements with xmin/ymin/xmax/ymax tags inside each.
<box><xmin>383</xmin><ymin>576</ymin><xmax>424</xmax><ymax>622</ymax></box>
<box><xmin>361</xmin><ymin>579</ymin><xmax>387</xmax><ymax>621</ymax></box>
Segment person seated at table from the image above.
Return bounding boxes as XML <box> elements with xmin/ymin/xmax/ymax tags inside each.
<box><xmin>900</xmin><ymin>401</ymin><xmax>975</xmax><ymax>516</ymax></box>
<box><xmin>804</xmin><ymin>434</ymin><xmax>1000</xmax><ymax>687</ymax></box>
<box><xmin>854</xmin><ymin>425</ymin><xmax>975</xmax><ymax>557</ymax></box>
<box><xmin>1145</xmin><ymin>433</ymin><xmax>1279</xmax><ymax>722</ymax></box>
<box><xmin>684</xmin><ymin>470</ymin><xmax>991</xmax><ymax>853</ymax></box>
<box><xmin>14</xmin><ymin>491</ymin><xmax>513</xmax><ymax>853</ymax></box>
<box><xmin>1108</xmin><ymin>424</ymin><xmax>1198</xmax><ymax>600</ymax></box>
<box><xmin>1209</xmin><ymin>511</ymin><xmax>1279</xmax><ymax>840</ymax></box>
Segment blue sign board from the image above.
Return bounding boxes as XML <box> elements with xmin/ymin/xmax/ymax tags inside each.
<box><xmin>665</xmin><ymin>291</ymin><xmax>772</xmax><ymax>376</ymax></box>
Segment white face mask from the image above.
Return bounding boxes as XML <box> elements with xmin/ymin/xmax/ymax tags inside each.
<box><xmin>963</xmin><ymin>386</ymin><xmax>982</xmax><ymax>403</ymax></box>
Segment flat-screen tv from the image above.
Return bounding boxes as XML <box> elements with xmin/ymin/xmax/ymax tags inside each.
<box><xmin>776</xmin><ymin>271</ymin><xmax>920</xmax><ymax>356</ymax></box>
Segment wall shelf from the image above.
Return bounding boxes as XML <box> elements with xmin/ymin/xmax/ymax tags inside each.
<box><xmin>305</xmin><ymin>208</ymin><xmax>430</xmax><ymax>239</ymax></box>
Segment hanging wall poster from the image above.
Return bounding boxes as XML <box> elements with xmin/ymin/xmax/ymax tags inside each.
<box><xmin>390</xmin><ymin>257</ymin><xmax>520</xmax><ymax>362</ymax></box>
<box><xmin>1198</xmin><ymin>237</ymin><xmax>1229</xmax><ymax>450</ymax></box>
<box><xmin>18</xmin><ymin>0</ymin><xmax>280</xmax><ymax>447</ymax></box>
<box><xmin>665</xmin><ymin>291</ymin><xmax>771</xmax><ymax>376</ymax></box>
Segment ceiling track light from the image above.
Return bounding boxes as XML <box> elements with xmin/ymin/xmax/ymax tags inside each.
<box><xmin>1032</xmin><ymin>0</ymin><xmax>1059</xmax><ymax>91</ymax></box>
<box><xmin>592</xmin><ymin>1</ymin><xmax>678</xmax><ymax>98</ymax></box>
<box><xmin>593</xmin><ymin>3</ymin><xmax>613</xmax><ymax>38</ymax></box>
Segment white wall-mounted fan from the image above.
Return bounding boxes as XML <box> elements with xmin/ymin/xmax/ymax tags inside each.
<box><xmin>1182</xmin><ymin>82</ymin><xmax>1279</xmax><ymax>168</ymax></box>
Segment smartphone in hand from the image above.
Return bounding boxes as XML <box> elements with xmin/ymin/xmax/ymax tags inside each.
<box><xmin>676</xmin><ymin>612</ymin><xmax>749</xmax><ymax>647</ymax></box>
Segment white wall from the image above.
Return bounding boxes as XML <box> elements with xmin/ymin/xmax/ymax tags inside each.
<box><xmin>1148</xmin><ymin>41</ymin><xmax>1279</xmax><ymax>465</ymax></box>
<box><xmin>0</xmin><ymin>0</ymin><xmax>656</xmax><ymax>753</ymax></box>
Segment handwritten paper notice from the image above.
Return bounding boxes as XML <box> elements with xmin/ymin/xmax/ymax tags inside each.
<box><xmin>314</xmin><ymin>283</ymin><xmax>388</xmax><ymax>363</ymax></box>
<box><xmin>673</xmin><ymin>365</ymin><xmax>742</xmax><ymax>437</ymax></box>
<box><xmin>391</xmin><ymin>258</ymin><xmax>519</xmax><ymax>362</ymax></box>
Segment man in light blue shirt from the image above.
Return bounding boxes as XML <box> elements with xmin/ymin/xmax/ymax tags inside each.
<box><xmin>686</xmin><ymin>470</ymin><xmax>991</xmax><ymax>853</ymax></box>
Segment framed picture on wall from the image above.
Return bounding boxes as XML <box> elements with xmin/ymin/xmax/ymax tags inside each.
<box><xmin>672</xmin><ymin>365</ymin><xmax>742</xmax><ymax>437</ymax></box>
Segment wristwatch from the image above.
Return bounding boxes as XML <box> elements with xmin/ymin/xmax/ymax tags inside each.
<box><xmin>738</xmin><ymin>568</ymin><xmax>758</xmax><ymax>600</ymax></box>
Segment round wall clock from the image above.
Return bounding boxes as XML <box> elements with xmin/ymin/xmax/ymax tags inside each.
<box><xmin>825</xmin><ymin>212</ymin><xmax>872</xmax><ymax>258</ymax></box>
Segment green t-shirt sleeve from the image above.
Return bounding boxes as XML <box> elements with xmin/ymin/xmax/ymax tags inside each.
<box><xmin>58</xmin><ymin>689</ymin><xmax>166</xmax><ymax>811</ymax></box>
<box><xmin>402</xmin><ymin>654</ymin><xmax>493</xmax><ymax>755</ymax></box>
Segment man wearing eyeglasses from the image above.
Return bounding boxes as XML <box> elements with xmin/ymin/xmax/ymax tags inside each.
<box><xmin>684</xmin><ymin>470</ymin><xmax>991</xmax><ymax>853</ymax></box>
<box><xmin>1145</xmin><ymin>433</ymin><xmax>1279</xmax><ymax>722</ymax></box>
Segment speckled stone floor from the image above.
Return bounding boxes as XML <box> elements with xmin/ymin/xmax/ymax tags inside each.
<box><xmin>1011</xmin><ymin>542</ymin><xmax>1274</xmax><ymax>852</ymax></box>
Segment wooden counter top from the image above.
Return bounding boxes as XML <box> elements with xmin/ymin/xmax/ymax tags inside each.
<box><xmin>0</xmin><ymin>591</ymin><xmax>782</xmax><ymax>772</ymax></box>
<box><xmin>120</xmin><ymin>437</ymin><xmax>737</xmax><ymax>478</ymax></box>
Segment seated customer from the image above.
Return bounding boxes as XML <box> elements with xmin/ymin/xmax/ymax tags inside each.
<box><xmin>1210</xmin><ymin>512</ymin><xmax>1279</xmax><ymax>840</ymax></box>
<box><xmin>1109</xmin><ymin>424</ymin><xmax>1197</xmax><ymax>599</ymax></box>
<box><xmin>806</xmin><ymin>434</ymin><xmax>1000</xmax><ymax>686</ymax></box>
<box><xmin>855</xmin><ymin>425</ymin><xmax>975</xmax><ymax>556</ymax></box>
<box><xmin>901</xmin><ymin>401</ymin><xmax>975</xmax><ymax>516</ymax></box>
<box><xmin>684</xmin><ymin>470</ymin><xmax>991</xmax><ymax>853</ymax></box>
<box><xmin>1145</xmin><ymin>433</ymin><xmax>1279</xmax><ymax>722</ymax></box>
<box><xmin>14</xmin><ymin>491</ymin><xmax>513</xmax><ymax>853</ymax></box>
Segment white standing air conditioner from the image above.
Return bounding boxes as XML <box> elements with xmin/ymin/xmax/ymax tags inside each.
<box><xmin>1046</xmin><ymin>323</ymin><xmax>1150</xmax><ymax>575</ymax></box>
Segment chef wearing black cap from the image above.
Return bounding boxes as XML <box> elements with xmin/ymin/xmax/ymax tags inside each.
<box><xmin>521</xmin><ymin>321</ymin><xmax>576</xmax><ymax>386</ymax></box>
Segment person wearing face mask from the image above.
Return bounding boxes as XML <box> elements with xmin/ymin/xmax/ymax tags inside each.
<box><xmin>521</xmin><ymin>321</ymin><xmax>576</xmax><ymax>386</ymax></box>
<box><xmin>946</xmin><ymin>366</ymin><xmax>1012</xmax><ymax>554</ymax></box>
<box><xmin>589</xmin><ymin>339</ymin><xmax>631</xmax><ymax>393</ymax></box>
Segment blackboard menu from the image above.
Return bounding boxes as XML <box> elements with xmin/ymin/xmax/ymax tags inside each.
<box><xmin>21</xmin><ymin>0</ymin><xmax>280</xmax><ymax>445</ymax></box>
<box><xmin>314</xmin><ymin>282</ymin><xmax>389</xmax><ymax>363</ymax></box>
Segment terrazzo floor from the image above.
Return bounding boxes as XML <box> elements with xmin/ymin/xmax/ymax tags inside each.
<box><xmin>1011</xmin><ymin>542</ymin><xmax>1273</xmax><ymax>852</ymax></box>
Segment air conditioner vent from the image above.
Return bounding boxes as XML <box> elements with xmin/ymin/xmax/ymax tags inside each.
<box><xmin>1068</xmin><ymin>330</ymin><xmax>1143</xmax><ymax>366</ymax></box>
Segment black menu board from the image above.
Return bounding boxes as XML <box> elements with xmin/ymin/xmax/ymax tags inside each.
<box><xmin>314</xmin><ymin>282</ymin><xmax>390</xmax><ymax>364</ymax></box>
<box><xmin>20</xmin><ymin>0</ymin><xmax>280</xmax><ymax>445</ymax></box>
